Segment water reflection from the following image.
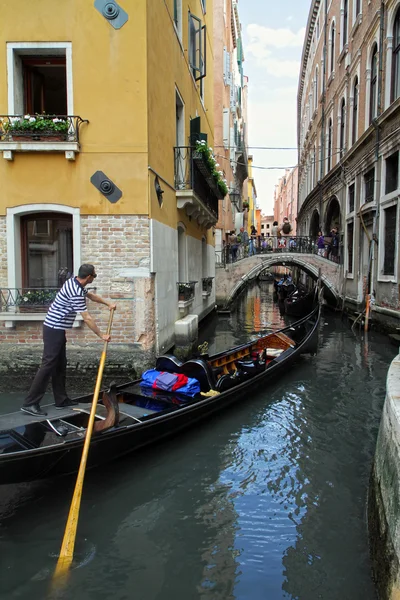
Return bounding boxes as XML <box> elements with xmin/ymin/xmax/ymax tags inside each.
<box><xmin>0</xmin><ymin>283</ymin><xmax>396</xmax><ymax>600</ymax></box>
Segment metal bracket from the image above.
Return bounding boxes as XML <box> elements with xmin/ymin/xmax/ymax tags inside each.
<box><xmin>94</xmin><ymin>0</ymin><xmax>128</xmax><ymax>29</ymax></box>
<box><xmin>90</xmin><ymin>170</ymin><xmax>122</xmax><ymax>203</ymax></box>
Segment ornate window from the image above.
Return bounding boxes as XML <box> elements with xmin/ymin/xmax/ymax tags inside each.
<box><xmin>340</xmin><ymin>98</ymin><xmax>346</xmax><ymax>155</ymax></box>
<box><xmin>352</xmin><ymin>76</ymin><xmax>359</xmax><ymax>144</ymax></box>
<box><xmin>343</xmin><ymin>0</ymin><xmax>348</xmax><ymax>47</ymax></box>
<box><xmin>327</xmin><ymin>118</ymin><xmax>333</xmax><ymax>171</ymax></box>
<box><xmin>330</xmin><ymin>22</ymin><xmax>336</xmax><ymax>73</ymax></box>
<box><xmin>370</xmin><ymin>44</ymin><xmax>378</xmax><ymax>123</ymax></box>
<box><xmin>392</xmin><ymin>7</ymin><xmax>400</xmax><ymax>102</ymax></box>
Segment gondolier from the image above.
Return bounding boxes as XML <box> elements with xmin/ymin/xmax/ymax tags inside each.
<box><xmin>21</xmin><ymin>264</ymin><xmax>116</xmax><ymax>417</ymax></box>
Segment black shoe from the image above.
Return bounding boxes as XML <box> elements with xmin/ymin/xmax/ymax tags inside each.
<box><xmin>55</xmin><ymin>399</ymin><xmax>79</xmax><ymax>410</ymax></box>
<box><xmin>21</xmin><ymin>404</ymin><xmax>47</xmax><ymax>417</ymax></box>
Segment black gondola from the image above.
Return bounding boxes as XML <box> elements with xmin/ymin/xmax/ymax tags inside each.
<box><xmin>284</xmin><ymin>289</ymin><xmax>316</xmax><ymax>317</ymax></box>
<box><xmin>0</xmin><ymin>306</ymin><xmax>320</xmax><ymax>484</ymax></box>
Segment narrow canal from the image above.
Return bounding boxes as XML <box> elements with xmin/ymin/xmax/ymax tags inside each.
<box><xmin>0</xmin><ymin>282</ymin><xmax>397</xmax><ymax>600</ymax></box>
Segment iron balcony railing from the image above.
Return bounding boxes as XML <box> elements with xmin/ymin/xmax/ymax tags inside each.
<box><xmin>215</xmin><ymin>235</ymin><xmax>343</xmax><ymax>267</ymax></box>
<box><xmin>0</xmin><ymin>115</ymin><xmax>88</xmax><ymax>143</ymax></box>
<box><xmin>0</xmin><ymin>288</ymin><xmax>60</xmax><ymax>312</ymax></box>
<box><xmin>174</xmin><ymin>146</ymin><xmax>221</xmax><ymax>216</ymax></box>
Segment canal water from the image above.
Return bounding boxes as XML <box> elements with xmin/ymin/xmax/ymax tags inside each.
<box><xmin>0</xmin><ymin>282</ymin><xmax>397</xmax><ymax>600</ymax></box>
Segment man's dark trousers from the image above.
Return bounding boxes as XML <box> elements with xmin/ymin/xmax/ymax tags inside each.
<box><xmin>23</xmin><ymin>325</ymin><xmax>68</xmax><ymax>407</ymax></box>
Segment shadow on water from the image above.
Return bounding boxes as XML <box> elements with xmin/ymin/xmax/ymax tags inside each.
<box><xmin>0</xmin><ymin>282</ymin><xmax>396</xmax><ymax>599</ymax></box>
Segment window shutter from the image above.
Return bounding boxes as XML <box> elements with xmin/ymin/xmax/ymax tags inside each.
<box><xmin>230</xmin><ymin>84</ymin><xmax>236</xmax><ymax>112</ymax></box>
<box><xmin>223</xmin><ymin>108</ymin><xmax>229</xmax><ymax>148</ymax></box>
<box><xmin>230</xmin><ymin>127</ymin><xmax>235</xmax><ymax>162</ymax></box>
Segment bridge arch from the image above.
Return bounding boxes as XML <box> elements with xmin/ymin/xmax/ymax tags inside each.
<box><xmin>217</xmin><ymin>253</ymin><xmax>342</xmax><ymax>308</ymax></box>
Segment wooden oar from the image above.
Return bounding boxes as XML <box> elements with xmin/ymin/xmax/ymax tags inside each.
<box><xmin>53</xmin><ymin>308</ymin><xmax>115</xmax><ymax>580</ymax></box>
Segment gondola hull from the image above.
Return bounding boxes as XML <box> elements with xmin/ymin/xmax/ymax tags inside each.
<box><xmin>0</xmin><ymin>307</ymin><xmax>320</xmax><ymax>484</ymax></box>
<box><xmin>284</xmin><ymin>291</ymin><xmax>315</xmax><ymax>317</ymax></box>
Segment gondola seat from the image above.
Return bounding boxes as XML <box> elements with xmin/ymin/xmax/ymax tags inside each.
<box><xmin>179</xmin><ymin>359</ymin><xmax>216</xmax><ymax>392</ymax></box>
<box><xmin>235</xmin><ymin>360</ymin><xmax>265</xmax><ymax>375</ymax></box>
<box><xmin>214</xmin><ymin>373</ymin><xmax>238</xmax><ymax>392</ymax></box>
<box><xmin>155</xmin><ymin>355</ymin><xmax>183</xmax><ymax>373</ymax></box>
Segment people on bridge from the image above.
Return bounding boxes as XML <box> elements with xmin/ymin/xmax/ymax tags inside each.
<box><xmin>329</xmin><ymin>227</ymin><xmax>339</xmax><ymax>263</ymax></box>
<box><xmin>317</xmin><ymin>231</ymin><xmax>325</xmax><ymax>257</ymax></box>
<box><xmin>271</xmin><ymin>221</ymin><xmax>280</xmax><ymax>251</ymax></box>
<box><xmin>229</xmin><ymin>231</ymin><xmax>238</xmax><ymax>262</ymax></box>
<box><xmin>281</xmin><ymin>216</ymin><xmax>292</xmax><ymax>236</ymax></box>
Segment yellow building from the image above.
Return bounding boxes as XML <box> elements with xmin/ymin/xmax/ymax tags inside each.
<box><xmin>0</xmin><ymin>0</ymin><xmax>218</xmax><ymax>370</ymax></box>
<box><xmin>247</xmin><ymin>155</ymin><xmax>257</xmax><ymax>233</ymax></box>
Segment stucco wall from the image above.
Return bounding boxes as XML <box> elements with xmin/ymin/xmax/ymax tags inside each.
<box><xmin>369</xmin><ymin>354</ymin><xmax>400</xmax><ymax>599</ymax></box>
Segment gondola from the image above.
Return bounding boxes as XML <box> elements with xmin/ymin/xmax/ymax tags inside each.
<box><xmin>0</xmin><ymin>306</ymin><xmax>320</xmax><ymax>484</ymax></box>
<box><xmin>284</xmin><ymin>288</ymin><xmax>316</xmax><ymax>317</ymax></box>
<box><xmin>273</xmin><ymin>277</ymin><xmax>296</xmax><ymax>301</ymax></box>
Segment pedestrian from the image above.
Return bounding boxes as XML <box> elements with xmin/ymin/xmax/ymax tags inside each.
<box><xmin>229</xmin><ymin>230</ymin><xmax>238</xmax><ymax>262</ymax></box>
<box><xmin>280</xmin><ymin>216</ymin><xmax>292</xmax><ymax>236</ymax></box>
<box><xmin>317</xmin><ymin>231</ymin><xmax>325</xmax><ymax>257</ymax></box>
<box><xmin>21</xmin><ymin>264</ymin><xmax>116</xmax><ymax>417</ymax></box>
<box><xmin>271</xmin><ymin>221</ymin><xmax>280</xmax><ymax>250</ymax></box>
<box><xmin>330</xmin><ymin>227</ymin><xmax>339</xmax><ymax>262</ymax></box>
<box><xmin>249</xmin><ymin>226</ymin><xmax>257</xmax><ymax>255</ymax></box>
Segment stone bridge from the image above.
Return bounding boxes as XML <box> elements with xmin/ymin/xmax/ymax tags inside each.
<box><xmin>215</xmin><ymin>253</ymin><xmax>343</xmax><ymax>308</ymax></box>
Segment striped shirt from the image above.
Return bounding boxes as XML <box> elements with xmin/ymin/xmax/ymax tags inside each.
<box><xmin>44</xmin><ymin>277</ymin><xmax>88</xmax><ymax>330</ymax></box>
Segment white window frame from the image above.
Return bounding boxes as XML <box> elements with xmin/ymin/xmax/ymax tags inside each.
<box><xmin>347</xmin><ymin>180</ymin><xmax>356</xmax><ymax>216</ymax></box>
<box><xmin>7</xmin><ymin>42</ymin><xmax>73</xmax><ymax>115</ymax></box>
<box><xmin>349</xmin><ymin>69</ymin><xmax>360</xmax><ymax>148</ymax></box>
<box><xmin>173</xmin><ymin>0</ymin><xmax>183</xmax><ymax>42</ymax></box>
<box><xmin>329</xmin><ymin>19</ymin><xmax>336</xmax><ymax>76</ymax></box>
<box><xmin>377</xmin><ymin>197</ymin><xmax>399</xmax><ymax>283</ymax></box>
<box><xmin>380</xmin><ymin>148</ymin><xmax>400</xmax><ymax>203</ymax></box>
<box><xmin>352</xmin><ymin>0</ymin><xmax>362</xmax><ymax>25</ymax></box>
<box><xmin>385</xmin><ymin>2</ymin><xmax>400</xmax><ymax>109</ymax></box>
<box><xmin>340</xmin><ymin>0</ymin><xmax>349</xmax><ymax>51</ymax></box>
<box><xmin>6</xmin><ymin>204</ymin><xmax>81</xmax><ymax>291</ymax></box>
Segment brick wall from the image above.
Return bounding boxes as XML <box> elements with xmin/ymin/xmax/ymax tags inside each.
<box><xmin>0</xmin><ymin>214</ymin><xmax>156</xmax><ymax>351</ymax></box>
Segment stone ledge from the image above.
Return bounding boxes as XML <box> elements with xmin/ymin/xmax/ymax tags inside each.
<box><xmin>369</xmin><ymin>354</ymin><xmax>400</xmax><ymax>599</ymax></box>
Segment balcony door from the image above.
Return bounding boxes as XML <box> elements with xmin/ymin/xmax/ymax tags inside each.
<box><xmin>21</xmin><ymin>213</ymin><xmax>73</xmax><ymax>288</ymax></box>
<box><xmin>22</xmin><ymin>56</ymin><xmax>67</xmax><ymax>115</ymax></box>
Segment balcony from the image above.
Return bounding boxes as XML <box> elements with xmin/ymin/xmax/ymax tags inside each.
<box><xmin>0</xmin><ymin>115</ymin><xmax>88</xmax><ymax>161</ymax></box>
<box><xmin>235</xmin><ymin>134</ymin><xmax>248</xmax><ymax>183</ymax></box>
<box><xmin>174</xmin><ymin>146</ymin><xmax>221</xmax><ymax>229</ymax></box>
<box><xmin>177</xmin><ymin>281</ymin><xmax>197</xmax><ymax>314</ymax></box>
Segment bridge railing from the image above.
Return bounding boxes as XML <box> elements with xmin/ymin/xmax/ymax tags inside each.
<box><xmin>215</xmin><ymin>235</ymin><xmax>343</xmax><ymax>268</ymax></box>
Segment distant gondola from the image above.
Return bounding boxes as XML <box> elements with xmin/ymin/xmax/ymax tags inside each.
<box><xmin>284</xmin><ymin>289</ymin><xmax>316</xmax><ymax>317</ymax></box>
<box><xmin>0</xmin><ymin>306</ymin><xmax>320</xmax><ymax>484</ymax></box>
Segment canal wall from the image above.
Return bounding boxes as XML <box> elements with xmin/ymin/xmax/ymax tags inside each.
<box><xmin>369</xmin><ymin>354</ymin><xmax>400</xmax><ymax>599</ymax></box>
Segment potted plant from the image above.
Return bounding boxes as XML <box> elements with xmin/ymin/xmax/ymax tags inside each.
<box><xmin>18</xmin><ymin>289</ymin><xmax>58</xmax><ymax>312</ymax></box>
<box><xmin>243</xmin><ymin>201</ymin><xmax>249</xmax><ymax>210</ymax></box>
<box><xmin>193</xmin><ymin>141</ymin><xmax>229</xmax><ymax>198</ymax></box>
<box><xmin>5</xmin><ymin>115</ymin><xmax>69</xmax><ymax>141</ymax></box>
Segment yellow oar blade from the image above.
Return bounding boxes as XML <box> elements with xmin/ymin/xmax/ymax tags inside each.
<box><xmin>53</xmin><ymin>309</ymin><xmax>115</xmax><ymax>584</ymax></box>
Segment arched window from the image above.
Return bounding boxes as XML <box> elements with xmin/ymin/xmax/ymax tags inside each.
<box><xmin>315</xmin><ymin>66</ymin><xmax>319</xmax><ymax>110</ymax></box>
<box><xmin>343</xmin><ymin>0</ymin><xmax>348</xmax><ymax>47</ymax></box>
<box><xmin>352</xmin><ymin>76</ymin><xmax>359</xmax><ymax>144</ymax></box>
<box><xmin>327</xmin><ymin>118</ymin><xmax>333</xmax><ymax>171</ymax></box>
<box><xmin>330</xmin><ymin>22</ymin><xmax>336</xmax><ymax>73</ymax></box>
<box><xmin>392</xmin><ymin>7</ymin><xmax>400</xmax><ymax>102</ymax></box>
<box><xmin>340</xmin><ymin>98</ymin><xmax>346</xmax><ymax>155</ymax></box>
<box><xmin>370</xmin><ymin>44</ymin><xmax>378</xmax><ymax>123</ymax></box>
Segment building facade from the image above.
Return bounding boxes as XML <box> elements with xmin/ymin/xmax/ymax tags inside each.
<box><xmin>0</xmin><ymin>0</ymin><xmax>220</xmax><ymax>371</ymax></box>
<box><xmin>298</xmin><ymin>0</ymin><xmax>400</xmax><ymax>319</ymax></box>
<box><xmin>214</xmin><ymin>0</ymin><xmax>249</xmax><ymax>255</ymax></box>
<box><xmin>274</xmin><ymin>167</ymin><xmax>298</xmax><ymax>234</ymax></box>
